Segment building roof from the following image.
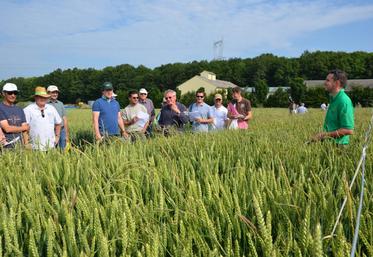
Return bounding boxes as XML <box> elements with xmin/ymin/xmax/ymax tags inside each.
<box><xmin>268</xmin><ymin>87</ymin><xmax>290</xmax><ymax>93</ymax></box>
<box><xmin>198</xmin><ymin>76</ymin><xmax>238</xmax><ymax>89</ymax></box>
<box><xmin>305</xmin><ymin>79</ymin><xmax>373</xmax><ymax>90</ymax></box>
<box><xmin>200</xmin><ymin>70</ymin><xmax>216</xmax><ymax>76</ymax></box>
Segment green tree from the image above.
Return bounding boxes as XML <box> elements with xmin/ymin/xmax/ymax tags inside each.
<box><xmin>265</xmin><ymin>88</ymin><xmax>289</xmax><ymax>107</ymax></box>
<box><xmin>289</xmin><ymin>77</ymin><xmax>306</xmax><ymax>103</ymax></box>
<box><xmin>254</xmin><ymin>79</ymin><xmax>269</xmax><ymax>104</ymax></box>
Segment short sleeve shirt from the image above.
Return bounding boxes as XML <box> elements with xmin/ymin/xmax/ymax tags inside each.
<box><xmin>24</xmin><ymin>103</ymin><xmax>62</xmax><ymax>150</ymax></box>
<box><xmin>323</xmin><ymin>89</ymin><xmax>354</xmax><ymax>145</ymax></box>
<box><xmin>188</xmin><ymin>103</ymin><xmax>213</xmax><ymax>132</ymax></box>
<box><xmin>229</xmin><ymin>98</ymin><xmax>251</xmax><ymax>129</ymax></box>
<box><xmin>235</xmin><ymin>98</ymin><xmax>251</xmax><ymax>116</ymax></box>
<box><xmin>0</xmin><ymin>103</ymin><xmax>27</xmax><ymax>144</ymax></box>
<box><xmin>122</xmin><ymin>103</ymin><xmax>148</xmax><ymax>132</ymax></box>
<box><xmin>48</xmin><ymin>100</ymin><xmax>66</xmax><ymax>127</ymax></box>
<box><xmin>210</xmin><ymin>105</ymin><xmax>228</xmax><ymax>130</ymax></box>
<box><xmin>92</xmin><ymin>97</ymin><xmax>121</xmax><ymax>136</ymax></box>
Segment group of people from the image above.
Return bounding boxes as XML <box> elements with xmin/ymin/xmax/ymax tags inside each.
<box><xmin>0</xmin><ymin>69</ymin><xmax>355</xmax><ymax>151</ymax></box>
<box><xmin>0</xmin><ymin>84</ymin><xmax>68</xmax><ymax>151</ymax></box>
<box><xmin>92</xmin><ymin>85</ymin><xmax>253</xmax><ymax>141</ymax></box>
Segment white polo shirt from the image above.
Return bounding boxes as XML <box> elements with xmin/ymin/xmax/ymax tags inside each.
<box><xmin>210</xmin><ymin>105</ymin><xmax>228</xmax><ymax>130</ymax></box>
<box><xmin>24</xmin><ymin>103</ymin><xmax>62</xmax><ymax>150</ymax></box>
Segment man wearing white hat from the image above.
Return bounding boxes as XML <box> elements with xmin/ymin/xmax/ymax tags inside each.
<box><xmin>138</xmin><ymin>88</ymin><xmax>155</xmax><ymax>136</ymax></box>
<box><xmin>0</xmin><ymin>83</ymin><xmax>29</xmax><ymax>148</ymax></box>
<box><xmin>24</xmin><ymin>87</ymin><xmax>62</xmax><ymax>151</ymax></box>
<box><xmin>47</xmin><ymin>85</ymin><xmax>69</xmax><ymax>149</ymax></box>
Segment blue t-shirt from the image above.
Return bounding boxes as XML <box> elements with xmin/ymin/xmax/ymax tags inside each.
<box><xmin>0</xmin><ymin>103</ymin><xmax>27</xmax><ymax>143</ymax></box>
<box><xmin>92</xmin><ymin>97</ymin><xmax>120</xmax><ymax>136</ymax></box>
<box><xmin>188</xmin><ymin>103</ymin><xmax>212</xmax><ymax>132</ymax></box>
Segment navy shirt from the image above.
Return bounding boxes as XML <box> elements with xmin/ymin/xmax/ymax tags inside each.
<box><xmin>92</xmin><ymin>97</ymin><xmax>121</xmax><ymax>136</ymax></box>
<box><xmin>0</xmin><ymin>103</ymin><xmax>26</xmax><ymax>143</ymax></box>
<box><xmin>158</xmin><ymin>102</ymin><xmax>188</xmax><ymax>128</ymax></box>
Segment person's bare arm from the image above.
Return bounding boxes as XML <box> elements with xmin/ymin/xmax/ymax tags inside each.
<box><xmin>118</xmin><ymin>112</ymin><xmax>129</xmax><ymax>138</ymax></box>
<box><xmin>54</xmin><ymin>123</ymin><xmax>62</xmax><ymax>145</ymax></box>
<box><xmin>63</xmin><ymin>116</ymin><xmax>69</xmax><ymax>142</ymax></box>
<box><xmin>312</xmin><ymin>128</ymin><xmax>353</xmax><ymax>142</ymax></box>
<box><xmin>0</xmin><ymin>127</ymin><xmax>6</xmax><ymax>145</ymax></box>
<box><xmin>141</xmin><ymin>121</ymin><xmax>149</xmax><ymax>134</ymax></box>
<box><xmin>0</xmin><ymin>120</ymin><xmax>29</xmax><ymax>133</ymax></box>
<box><xmin>92</xmin><ymin>111</ymin><xmax>102</xmax><ymax>141</ymax></box>
<box><xmin>244</xmin><ymin>111</ymin><xmax>252</xmax><ymax>121</ymax></box>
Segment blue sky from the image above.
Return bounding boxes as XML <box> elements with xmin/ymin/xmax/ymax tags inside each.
<box><xmin>1</xmin><ymin>0</ymin><xmax>373</xmax><ymax>80</ymax></box>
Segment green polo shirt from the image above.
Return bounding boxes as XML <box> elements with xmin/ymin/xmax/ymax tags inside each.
<box><xmin>323</xmin><ymin>89</ymin><xmax>354</xmax><ymax>145</ymax></box>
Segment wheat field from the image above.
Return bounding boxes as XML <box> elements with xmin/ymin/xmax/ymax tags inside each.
<box><xmin>0</xmin><ymin>108</ymin><xmax>372</xmax><ymax>256</ymax></box>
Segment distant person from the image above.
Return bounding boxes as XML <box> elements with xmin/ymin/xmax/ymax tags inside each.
<box><xmin>0</xmin><ymin>83</ymin><xmax>29</xmax><ymax>148</ymax></box>
<box><xmin>311</xmin><ymin>69</ymin><xmax>354</xmax><ymax>145</ymax></box>
<box><xmin>158</xmin><ymin>89</ymin><xmax>188</xmax><ymax>135</ymax></box>
<box><xmin>188</xmin><ymin>91</ymin><xmax>213</xmax><ymax>132</ymax></box>
<box><xmin>24</xmin><ymin>87</ymin><xmax>62</xmax><ymax>151</ymax></box>
<box><xmin>321</xmin><ymin>103</ymin><xmax>327</xmax><ymax>111</ymax></box>
<box><xmin>122</xmin><ymin>90</ymin><xmax>149</xmax><ymax>141</ymax></box>
<box><xmin>210</xmin><ymin>93</ymin><xmax>228</xmax><ymax>130</ymax></box>
<box><xmin>47</xmin><ymin>85</ymin><xmax>69</xmax><ymax>149</ymax></box>
<box><xmin>227</xmin><ymin>87</ymin><xmax>252</xmax><ymax>129</ymax></box>
<box><xmin>138</xmin><ymin>88</ymin><xmax>155</xmax><ymax>136</ymax></box>
<box><xmin>297</xmin><ymin>103</ymin><xmax>308</xmax><ymax>114</ymax></box>
<box><xmin>288</xmin><ymin>97</ymin><xmax>297</xmax><ymax>114</ymax></box>
<box><xmin>92</xmin><ymin>82</ymin><xmax>128</xmax><ymax>141</ymax></box>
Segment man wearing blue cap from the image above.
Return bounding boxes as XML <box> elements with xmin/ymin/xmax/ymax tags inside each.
<box><xmin>92</xmin><ymin>82</ymin><xmax>128</xmax><ymax>141</ymax></box>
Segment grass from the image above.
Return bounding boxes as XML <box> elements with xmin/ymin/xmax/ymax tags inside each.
<box><xmin>0</xmin><ymin>108</ymin><xmax>372</xmax><ymax>256</ymax></box>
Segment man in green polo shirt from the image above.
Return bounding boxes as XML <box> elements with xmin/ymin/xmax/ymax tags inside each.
<box><xmin>311</xmin><ymin>69</ymin><xmax>354</xmax><ymax>145</ymax></box>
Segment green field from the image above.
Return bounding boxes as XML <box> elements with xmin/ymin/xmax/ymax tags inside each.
<box><xmin>0</xmin><ymin>108</ymin><xmax>372</xmax><ymax>256</ymax></box>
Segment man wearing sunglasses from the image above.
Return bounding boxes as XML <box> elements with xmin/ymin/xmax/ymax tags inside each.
<box><xmin>0</xmin><ymin>83</ymin><xmax>29</xmax><ymax>148</ymax></box>
<box><xmin>92</xmin><ymin>82</ymin><xmax>128</xmax><ymax>141</ymax></box>
<box><xmin>24</xmin><ymin>87</ymin><xmax>62</xmax><ymax>151</ymax></box>
<box><xmin>311</xmin><ymin>69</ymin><xmax>354</xmax><ymax>145</ymax></box>
<box><xmin>122</xmin><ymin>90</ymin><xmax>149</xmax><ymax>141</ymax></box>
<box><xmin>158</xmin><ymin>89</ymin><xmax>188</xmax><ymax>134</ymax></box>
<box><xmin>188</xmin><ymin>91</ymin><xmax>213</xmax><ymax>132</ymax></box>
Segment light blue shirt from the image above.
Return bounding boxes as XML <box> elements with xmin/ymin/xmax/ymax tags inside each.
<box><xmin>188</xmin><ymin>103</ymin><xmax>212</xmax><ymax>132</ymax></box>
<box><xmin>297</xmin><ymin>106</ymin><xmax>308</xmax><ymax>114</ymax></box>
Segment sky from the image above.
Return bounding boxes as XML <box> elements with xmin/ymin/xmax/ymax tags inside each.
<box><xmin>1</xmin><ymin>0</ymin><xmax>373</xmax><ymax>80</ymax></box>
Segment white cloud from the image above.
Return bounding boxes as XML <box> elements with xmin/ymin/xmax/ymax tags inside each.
<box><xmin>1</xmin><ymin>0</ymin><xmax>373</xmax><ymax>79</ymax></box>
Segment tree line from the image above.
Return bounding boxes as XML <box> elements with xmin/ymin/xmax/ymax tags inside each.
<box><xmin>1</xmin><ymin>50</ymin><xmax>373</xmax><ymax>107</ymax></box>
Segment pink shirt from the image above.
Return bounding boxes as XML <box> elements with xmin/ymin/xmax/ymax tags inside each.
<box><xmin>227</xmin><ymin>102</ymin><xmax>248</xmax><ymax>129</ymax></box>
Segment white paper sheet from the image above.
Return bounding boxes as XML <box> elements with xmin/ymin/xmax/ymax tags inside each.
<box><xmin>4</xmin><ymin>136</ymin><xmax>20</xmax><ymax>146</ymax></box>
<box><xmin>188</xmin><ymin>111</ymin><xmax>202</xmax><ymax>121</ymax></box>
<box><xmin>136</xmin><ymin>111</ymin><xmax>150</xmax><ymax>128</ymax></box>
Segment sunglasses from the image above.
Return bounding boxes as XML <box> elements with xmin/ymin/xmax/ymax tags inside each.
<box><xmin>41</xmin><ymin>109</ymin><xmax>45</xmax><ymax>118</ymax></box>
<box><xmin>196</xmin><ymin>95</ymin><xmax>204</xmax><ymax>98</ymax></box>
<box><xmin>215</xmin><ymin>98</ymin><xmax>222</xmax><ymax>101</ymax></box>
<box><xmin>140</xmin><ymin>93</ymin><xmax>147</xmax><ymax>95</ymax></box>
<box><xmin>6</xmin><ymin>91</ymin><xmax>18</xmax><ymax>95</ymax></box>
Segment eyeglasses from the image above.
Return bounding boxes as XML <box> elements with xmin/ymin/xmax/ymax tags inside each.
<box><xmin>6</xmin><ymin>91</ymin><xmax>18</xmax><ymax>95</ymax></box>
<box><xmin>41</xmin><ymin>109</ymin><xmax>45</xmax><ymax>118</ymax></box>
<box><xmin>165</xmin><ymin>96</ymin><xmax>173</xmax><ymax>100</ymax></box>
<box><xmin>196</xmin><ymin>95</ymin><xmax>204</xmax><ymax>98</ymax></box>
<box><xmin>140</xmin><ymin>93</ymin><xmax>147</xmax><ymax>95</ymax></box>
<box><xmin>215</xmin><ymin>99</ymin><xmax>222</xmax><ymax>101</ymax></box>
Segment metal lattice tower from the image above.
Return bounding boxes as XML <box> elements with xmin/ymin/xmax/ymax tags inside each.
<box><xmin>213</xmin><ymin>39</ymin><xmax>224</xmax><ymax>60</ymax></box>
